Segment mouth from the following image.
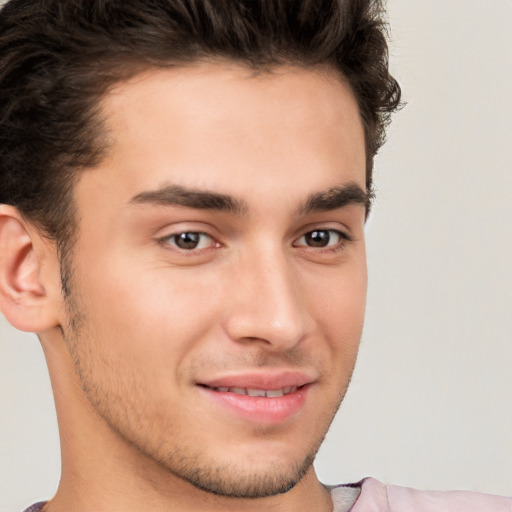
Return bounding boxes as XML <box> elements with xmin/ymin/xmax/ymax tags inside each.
<box><xmin>200</xmin><ymin>385</ymin><xmax>301</xmax><ymax>398</ymax></box>
<box><xmin>197</xmin><ymin>375</ymin><xmax>313</xmax><ymax>424</ymax></box>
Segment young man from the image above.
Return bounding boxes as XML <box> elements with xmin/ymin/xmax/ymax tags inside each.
<box><xmin>0</xmin><ymin>1</ymin><xmax>509</xmax><ymax>511</ymax></box>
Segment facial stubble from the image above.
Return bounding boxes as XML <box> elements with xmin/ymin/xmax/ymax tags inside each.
<box><xmin>60</xmin><ymin>264</ymin><xmax>355</xmax><ymax>500</ymax></box>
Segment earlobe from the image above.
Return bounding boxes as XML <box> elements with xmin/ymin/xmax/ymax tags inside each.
<box><xmin>0</xmin><ymin>205</ymin><xmax>61</xmax><ymax>332</ymax></box>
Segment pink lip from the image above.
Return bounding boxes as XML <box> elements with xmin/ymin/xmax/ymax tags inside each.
<box><xmin>197</xmin><ymin>371</ymin><xmax>314</xmax><ymax>424</ymax></box>
<box><xmin>200</xmin><ymin>370</ymin><xmax>314</xmax><ymax>390</ymax></box>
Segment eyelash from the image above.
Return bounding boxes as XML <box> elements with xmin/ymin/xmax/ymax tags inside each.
<box><xmin>157</xmin><ymin>228</ymin><xmax>351</xmax><ymax>255</ymax></box>
<box><xmin>157</xmin><ymin>231</ymin><xmax>219</xmax><ymax>254</ymax></box>
<box><xmin>293</xmin><ymin>229</ymin><xmax>351</xmax><ymax>253</ymax></box>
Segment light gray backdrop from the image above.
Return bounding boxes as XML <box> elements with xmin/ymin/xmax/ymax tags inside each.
<box><xmin>1</xmin><ymin>1</ymin><xmax>511</xmax><ymax>510</ymax></box>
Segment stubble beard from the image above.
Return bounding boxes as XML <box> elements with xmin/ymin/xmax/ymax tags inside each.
<box><xmin>60</xmin><ymin>270</ymin><xmax>351</xmax><ymax>500</ymax></box>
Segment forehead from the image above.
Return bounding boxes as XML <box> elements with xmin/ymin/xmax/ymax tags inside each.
<box><xmin>80</xmin><ymin>63</ymin><xmax>365</xmax><ymax>211</ymax></box>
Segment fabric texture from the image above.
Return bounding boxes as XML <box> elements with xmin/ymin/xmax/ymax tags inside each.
<box><xmin>342</xmin><ymin>478</ymin><xmax>512</xmax><ymax>512</ymax></box>
<box><xmin>21</xmin><ymin>503</ymin><xmax>45</xmax><ymax>512</ymax></box>
<box><xmin>23</xmin><ymin>479</ymin><xmax>512</xmax><ymax>512</ymax></box>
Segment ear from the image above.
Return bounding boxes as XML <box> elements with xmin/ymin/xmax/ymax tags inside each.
<box><xmin>0</xmin><ymin>205</ymin><xmax>61</xmax><ymax>332</ymax></box>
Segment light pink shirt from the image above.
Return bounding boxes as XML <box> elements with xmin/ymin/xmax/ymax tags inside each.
<box><xmin>331</xmin><ymin>478</ymin><xmax>511</xmax><ymax>512</ymax></box>
<box><xmin>23</xmin><ymin>478</ymin><xmax>512</xmax><ymax>512</ymax></box>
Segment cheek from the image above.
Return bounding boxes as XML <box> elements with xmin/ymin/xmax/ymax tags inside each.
<box><xmin>306</xmin><ymin>260</ymin><xmax>367</xmax><ymax>357</ymax></box>
<box><xmin>74</xmin><ymin>259</ymin><xmax>223</xmax><ymax>366</ymax></box>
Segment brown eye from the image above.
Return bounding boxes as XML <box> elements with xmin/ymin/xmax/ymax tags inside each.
<box><xmin>174</xmin><ymin>232</ymin><xmax>201</xmax><ymax>249</ymax></box>
<box><xmin>294</xmin><ymin>229</ymin><xmax>348</xmax><ymax>249</ymax></box>
<box><xmin>304</xmin><ymin>230</ymin><xmax>332</xmax><ymax>247</ymax></box>
<box><xmin>165</xmin><ymin>232</ymin><xmax>215</xmax><ymax>251</ymax></box>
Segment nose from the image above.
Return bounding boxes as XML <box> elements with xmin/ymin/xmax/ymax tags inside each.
<box><xmin>221</xmin><ymin>249</ymin><xmax>314</xmax><ymax>351</ymax></box>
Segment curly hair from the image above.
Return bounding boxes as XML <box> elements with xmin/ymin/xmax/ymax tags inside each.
<box><xmin>0</xmin><ymin>0</ymin><xmax>401</xmax><ymax>254</ymax></box>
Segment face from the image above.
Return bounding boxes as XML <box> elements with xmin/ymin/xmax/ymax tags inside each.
<box><xmin>61</xmin><ymin>63</ymin><xmax>367</xmax><ymax>498</ymax></box>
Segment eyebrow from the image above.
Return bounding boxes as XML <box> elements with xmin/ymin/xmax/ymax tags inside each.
<box><xmin>130</xmin><ymin>185</ymin><xmax>248</xmax><ymax>216</ymax></box>
<box><xmin>298</xmin><ymin>182</ymin><xmax>372</xmax><ymax>215</ymax></box>
<box><xmin>129</xmin><ymin>181</ymin><xmax>370</xmax><ymax>216</ymax></box>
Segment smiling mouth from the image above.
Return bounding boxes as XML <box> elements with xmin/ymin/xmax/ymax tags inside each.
<box><xmin>201</xmin><ymin>385</ymin><xmax>301</xmax><ymax>397</ymax></box>
<box><xmin>198</xmin><ymin>381</ymin><xmax>311</xmax><ymax>423</ymax></box>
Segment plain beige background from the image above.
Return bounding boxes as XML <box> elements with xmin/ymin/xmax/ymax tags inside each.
<box><xmin>1</xmin><ymin>0</ymin><xmax>511</xmax><ymax>510</ymax></box>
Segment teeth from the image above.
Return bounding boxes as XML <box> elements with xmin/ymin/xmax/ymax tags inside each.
<box><xmin>247</xmin><ymin>388</ymin><xmax>266</xmax><ymax>397</ymax></box>
<box><xmin>212</xmin><ymin>386</ymin><xmax>299</xmax><ymax>397</ymax></box>
<box><xmin>265</xmin><ymin>389</ymin><xmax>284</xmax><ymax>397</ymax></box>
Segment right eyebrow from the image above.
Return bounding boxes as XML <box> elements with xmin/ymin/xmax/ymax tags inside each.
<box><xmin>129</xmin><ymin>185</ymin><xmax>248</xmax><ymax>216</ymax></box>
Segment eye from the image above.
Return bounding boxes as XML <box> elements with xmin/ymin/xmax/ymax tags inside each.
<box><xmin>161</xmin><ymin>231</ymin><xmax>217</xmax><ymax>251</ymax></box>
<box><xmin>294</xmin><ymin>229</ymin><xmax>348</xmax><ymax>249</ymax></box>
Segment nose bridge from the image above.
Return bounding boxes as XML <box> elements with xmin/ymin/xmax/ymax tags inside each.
<box><xmin>223</xmin><ymin>244</ymin><xmax>311</xmax><ymax>349</ymax></box>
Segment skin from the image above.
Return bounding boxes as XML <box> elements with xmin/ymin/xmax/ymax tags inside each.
<box><xmin>0</xmin><ymin>63</ymin><xmax>367</xmax><ymax>512</ymax></box>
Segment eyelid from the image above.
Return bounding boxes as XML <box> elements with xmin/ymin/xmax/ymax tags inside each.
<box><xmin>294</xmin><ymin>226</ymin><xmax>351</xmax><ymax>241</ymax></box>
<box><xmin>156</xmin><ymin>230</ymin><xmax>220</xmax><ymax>253</ymax></box>
<box><xmin>293</xmin><ymin>228</ymin><xmax>351</xmax><ymax>251</ymax></box>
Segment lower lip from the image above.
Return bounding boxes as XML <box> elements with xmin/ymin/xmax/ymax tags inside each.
<box><xmin>198</xmin><ymin>385</ymin><xmax>310</xmax><ymax>424</ymax></box>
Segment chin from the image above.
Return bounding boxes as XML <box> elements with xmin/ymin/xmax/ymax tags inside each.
<box><xmin>149</xmin><ymin>428</ymin><xmax>323</xmax><ymax>498</ymax></box>
<box><xmin>176</xmin><ymin>454</ymin><xmax>314</xmax><ymax>499</ymax></box>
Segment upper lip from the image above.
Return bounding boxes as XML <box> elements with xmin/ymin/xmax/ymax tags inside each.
<box><xmin>198</xmin><ymin>370</ymin><xmax>316</xmax><ymax>390</ymax></box>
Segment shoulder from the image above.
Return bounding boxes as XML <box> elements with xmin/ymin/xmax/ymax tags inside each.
<box><xmin>22</xmin><ymin>503</ymin><xmax>46</xmax><ymax>512</ymax></box>
<box><xmin>342</xmin><ymin>478</ymin><xmax>511</xmax><ymax>512</ymax></box>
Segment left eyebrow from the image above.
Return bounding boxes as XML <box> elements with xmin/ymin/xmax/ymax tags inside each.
<box><xmin>298</xmin><ymin>182</ymin><xmax>372</xmax><ymax>215</ymax></box>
